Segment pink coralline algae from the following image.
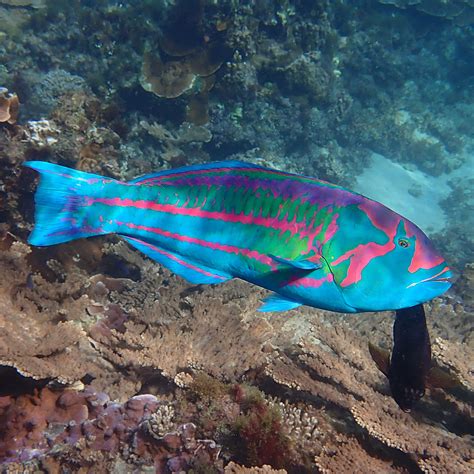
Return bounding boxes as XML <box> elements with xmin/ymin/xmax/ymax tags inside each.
<box><xmin>0</xmin><ymin>387</ymin><xmax>221</xmax><ymax>471</ymax></box>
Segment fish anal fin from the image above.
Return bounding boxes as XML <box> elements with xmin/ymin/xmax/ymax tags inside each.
<box><xmin>122</xmin><ymin>236</ymin><xmax>232</xmax><ymax>285</ymax></box>
<box><xmin>368</xmin><ymin>342</ymin><xmax>390</xmax><ymax>377</ymax></box>
<box><xmin>426</xmin><ymin>367</ymin><xmax>462</xmax><ymax>390</ymax></box>
<box><xmin>258</xmin><ymin>293</ymin><xmax>301</xmax><ymax>312</ymax></box>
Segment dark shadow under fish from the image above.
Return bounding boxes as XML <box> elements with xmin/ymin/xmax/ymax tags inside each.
<box><xmin>369</xmin><ymin>303</ymin><xmax>460</xmax><ymax>411</ymax></box>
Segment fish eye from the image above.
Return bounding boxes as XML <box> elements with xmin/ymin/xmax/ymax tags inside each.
<box><xmin>398</xmin><ymin>238</ymin><xmax>410</xmax><ymax>248</ymax></box>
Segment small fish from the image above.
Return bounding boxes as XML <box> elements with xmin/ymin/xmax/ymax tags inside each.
<box><xmin>369</xmin><ymin>304</ymin><xmax>460</xmax><ymax>411</ymax></box>
<box><xmin>24</xmin><ymin>160</ymin><xmax>452</xmax><ymax>313</ymax></box>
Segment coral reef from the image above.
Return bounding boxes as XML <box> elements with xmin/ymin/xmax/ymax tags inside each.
<box><xmin>0</xmin><ymin>160</ymin><xmax>472</xmax><ymax>471</ymax></box>
<box><xmin>0</xmin><ymin>1</ymin><xmax>473</xmax><ymax>472</ymax></box>
<box><xmin>141</xmin><ymin>120</ymin><xmax>212</xmax><ymax>165</ymax></box>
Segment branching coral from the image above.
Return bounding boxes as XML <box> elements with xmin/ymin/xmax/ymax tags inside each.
<box><xmin>260</xmin><ymin>308</ymin><xmax>474</xmax><ymax>473</ymax></box>
<box><xmin>23</xmin><ymin>119</ymin><xmax>59</xmax><ymax>147</ymax></box>
<box><xmin>140</xmin><ymin>120</ymin><xmax>212</xmax><ymax>165</ymax></box>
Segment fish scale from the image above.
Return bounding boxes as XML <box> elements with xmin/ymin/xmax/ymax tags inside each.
<box><xmin>25</xmin><ymin>160</ymin><xmax>452</xmax><ymax>313</ymax></box>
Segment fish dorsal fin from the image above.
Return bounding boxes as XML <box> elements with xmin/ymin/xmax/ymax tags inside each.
<box><xmin>122</xmin><ymin>236</ymin><xmax>232</xmax><ymax>285</ymax></box>
<box><xmin>426</xmin><ymin>366</ymin><xmax>462</xmax><ymax>390</ymax></box>
<box><xmin>270</xmin><ymin>254</ymin><xmax>322</xmax><ymax>271</ymax></box>
<box><xmin>129</xmin><ymin>160</ymin><xmax>262</xmax><ymax>184</ymax></box>
<box><xmin>258</xmin><ymin>293</ymin><xmax>302</xmax><ymax>312</ymax></box>
<box><xmin>368</xmin><ymin>342</ymin><xmax>390</xmax><ymax>377</ymax></box>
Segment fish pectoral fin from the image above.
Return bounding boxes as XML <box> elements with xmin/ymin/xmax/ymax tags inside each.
<box><xmin>426</xmin><ymin>366</ymin><xmax>462</xmax><ymax>390</ymax></box>
<box><xmin>368</xmin><ymin>342</ymin><xmax>390</xmax><ymax>377</ymax></box>
<box><xmin>258</xmin><ymin>293</ymin><xmax>302</xmax><ymax>312</ymax></box>
<box><xmin>122</xmin><ymin>236</ymin><xmax>232</xmax><ymax>285</ymax></box>
<box><xmin>269</xmin><ymin>254</ymin><xmax>322</xmax><ymax>271</ymax></box>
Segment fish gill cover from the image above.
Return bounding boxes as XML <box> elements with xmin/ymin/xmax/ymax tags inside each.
<box><xmin>0</xmin><ymin>1</ymin><xmax>473</xmax><ymax>472</ymax></box>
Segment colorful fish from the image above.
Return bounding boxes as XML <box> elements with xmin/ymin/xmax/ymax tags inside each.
<box><xmin>24</xmin><ymin>160</ymin><xmax>452</xmax><ymax>313</ymax></box>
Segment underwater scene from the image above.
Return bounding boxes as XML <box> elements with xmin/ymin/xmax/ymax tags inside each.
<box><xmin>0</xmin><ymin>0</ymin><xmax>473</xmax><ymax>472</ymax></box>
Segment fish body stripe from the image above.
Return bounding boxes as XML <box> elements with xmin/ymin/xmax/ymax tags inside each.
<box><xmin>72</xmin><ymin>170</ymin><xmax>437</xmax><ymax>292</ymax></box>
<box><xmin>26</xmin><ymin>160</ymin><xmax>452</xmax><ymax>313</ymax></box>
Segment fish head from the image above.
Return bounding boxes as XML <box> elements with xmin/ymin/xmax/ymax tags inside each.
<box><xmin>396</xmin><ymin>219</ymin><xmax>453</xmax><ymax>308</ymax></box>
<box><xmin>324</xmin><ymin>201</ymin><xmax>452</xmax><ymax>312</ymax></box>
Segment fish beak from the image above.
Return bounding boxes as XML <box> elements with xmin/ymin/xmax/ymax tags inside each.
<box><xmin>407</xmin><ymin>266</ymin><xmax>453</xmax><ymax>289</ymax></box>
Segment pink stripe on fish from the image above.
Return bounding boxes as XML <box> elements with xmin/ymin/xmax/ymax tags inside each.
<box><xmin>333</xmin><ymin>240</ymin><xmax>396</xmax><ymax>287</ymax></box>
<box><xmin>115</xmin><ymin>221</ymin><xmax>275</xmax><ymax>268</ymax></box>
<box><xmin>322</xmin><ymin>213</ymin><xmax>339</xmax><ymax>244</ymax></box>
<box><xmin>89</xmin><ymin>197</ymin><xmax>321</xmax><ymax>240</ymax></box>
<box><xmin>126</xmin><ymin>237</ymin><xmax>227</xmax><ymax>280</ymax></box>
<box><xmin>358</xmin><ymin>200</ymin><xmax>400</xmax><ymax>235</ymax></box>
<box><xmin>406</xmin><ymin>224</ymin><xmax>445</xmax><ymax>273</ymax></box>
<box><xmin>285</xmin><ymin>272</ymin><xmax>334</xmax><ymax>288</ymax></box>
<box><xmin>328</xmin><ymin>200</ymin><xmax>401</xmax><ymax>287</ymax></box>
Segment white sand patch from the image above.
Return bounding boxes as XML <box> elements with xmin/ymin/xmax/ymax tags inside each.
<box><xmin>354</xmin><ymin>153</ymin><xmax>473</xmax><ymax>235</ymax></box>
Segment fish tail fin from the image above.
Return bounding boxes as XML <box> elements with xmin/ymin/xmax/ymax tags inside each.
<box><xmin>24</xmin><ymin>161</ymin><xmax>116</xmax><ymax>246</ymax></box>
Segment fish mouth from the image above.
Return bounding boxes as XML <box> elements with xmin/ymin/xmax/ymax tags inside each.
<box><xmin>407</xmin><ymin>266</ymin><xmax>453</xmax><ymax>289</ymax></box>
<box><xmin>430</xmin><ymin>276</ymin><xmax>453</xmax><ymax>283</ymax></box>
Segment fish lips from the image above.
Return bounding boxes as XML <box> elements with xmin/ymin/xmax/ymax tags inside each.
<box><xmin>401</xmin><ymin>268</ymin><xmax>453</xmax><ymax>307</ymax></box>
<box><xmin>407</xmin><ymin>267</ymin><xmax>454</xmax><ymax>288</ymax></box>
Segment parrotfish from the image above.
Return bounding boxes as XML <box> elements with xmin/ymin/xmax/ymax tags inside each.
<box><xmin>24</xmin><ymin>160</ymin><xmax>452</xmax><ymax>313</ymax></box>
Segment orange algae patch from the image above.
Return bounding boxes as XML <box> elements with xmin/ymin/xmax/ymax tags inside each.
<box><xmin>0</xmin><ymin>89</ymin><xmax>19</xmax><ymax>124</ymax></box>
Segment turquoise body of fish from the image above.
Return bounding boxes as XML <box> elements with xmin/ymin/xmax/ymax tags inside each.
<box><xmin>25</xmin><ymin>160</ymin><xmax>452</xmax><ymax>312</ymax></box>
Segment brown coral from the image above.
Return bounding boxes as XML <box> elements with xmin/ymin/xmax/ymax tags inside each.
<box><xmin>140</xmin><ymin>46</ymin><xmax>224</xmax><ymax>99</ymax></box>
<box><xmin>140</xmin><ymin>0</ymin><xmax>228</xmax><ymax>99</ymax></box>
<box><xmin>260</xmin><ymin>306</ymin><xmax>474</xmax><ymax>472</ymax></box>
<box><xmin>0</xmin><ymin>88</ymin><xmax>19</xmax><ymax>125</ymax></box>
<box><xmin>141</xmin><ymin>51</ymin><xmax>198</xmax><ymax>99</ymax></box>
